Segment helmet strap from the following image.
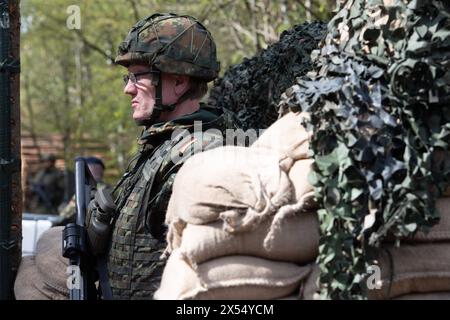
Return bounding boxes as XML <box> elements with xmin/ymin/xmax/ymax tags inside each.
<box><xmin>135</xmin><ymin>67</ymin><xmax>176</xmax><ymax>127</ymax></box>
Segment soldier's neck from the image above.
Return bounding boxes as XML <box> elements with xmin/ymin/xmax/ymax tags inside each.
<box><xmin>157</xmin><ymin>99</ymin><xmax>201</xmax><ymax>122</ymax></box>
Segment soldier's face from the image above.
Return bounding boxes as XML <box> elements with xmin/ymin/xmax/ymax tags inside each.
<box><xmin>124</xmin><ymin>64</ymin><xmax>189</xmax><ymax>123</ymax></box>
<box><xmin>124</xmin><ymin>64</ymin><xmax>156</xmax><ymax>122</ymax></box>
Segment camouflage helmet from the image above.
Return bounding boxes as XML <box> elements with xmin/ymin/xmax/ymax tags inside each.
<box><xmin>116</xmin><ymin>13</ymin><xmax>220</xmax><ymax>82</ymax></box>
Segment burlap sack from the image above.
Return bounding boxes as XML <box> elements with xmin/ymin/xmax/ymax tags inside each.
<box><xmin>15</xmin><ymin>256</ymin><xmax>50</xmax><ymax>300</ymax></box>
<box><xmin>165</xmin><ymin>146</ymin><xmax>299</xmax><ymax>253</ymax></box>
<box><xmin>394</xmin><ymin>292</ymin><xmax>450</xmax><ymax>300</ymax></box>
<box><xmin>154</xmin><ymin>250</ymin><xmax>311</xmax><ymax>300</ymax></box>
<box><xmin>251</xmin><ymin>111</ymin><xmax>311</xmax><ymax>166</ymax></box>
<box><xmin>300</xmin><ymin>264</ymin><xmax>320</xmax><ymax>300</ymax></box>
<box><xmin>250</xmin><ymin>111</ymin><xmax>316</xmax><ymax>206</ymax></box>
<box><xmin>409</xmin><ymin>197</ymin><xmax>450</xmax><ymax>242</ymax></box>
<box><xmin>166</xmin><ymin>146</ymin><xmax>294</xmax><ymax>226</ymax></box>
<box><xmin>35</xmin><ymin>226</ymin><xmax>69</xmax><ymax>295</ymax></box>
<box><xmin>166</xmin><ymin>112</ymin><xmax>313</xmax><ymax>226</ymax></box>
<box><xmin>368</xmin><ymin>243</ymin><xmax>450</xmax><ymax>299</ymax></box>
<box><xmin>277</xmin><ymin>295</ymin><xmax>300</xmax><ymax>300</ymax></box>
<box><xmin>288</xmin><ymin>159</ymin><xmax>316</xmax><ymax>207</ymax></box>
<box><xmin>301</xmin><ymin>243</ymin><xmax>450</xmax><ymax>300</ymax></box>
<box><xmin>14</xmin><ymin>227</ymin><xmax>69</xmax><ymax>300</ymax></box>
<box><xmin>177</xmin><ymin>210</ymin><xmax>319</xmax><ymax>265</ymax></box>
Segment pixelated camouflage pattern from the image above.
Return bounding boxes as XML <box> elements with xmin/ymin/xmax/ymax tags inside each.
<box><xmin>116</xmin><ymin>13</ymin><xmax>219</xmax><ymax>81</ymax></box>
<box><xmin>107</xmin><ymin>106</ymin><xmax>229</xmax><ymax>299</ymax></box>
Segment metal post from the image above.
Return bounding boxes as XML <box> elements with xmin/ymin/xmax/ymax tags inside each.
<box><xmin>0</xmin><ymin>0</ymin><xmax>20</xmax><ymax>300</ymax></box>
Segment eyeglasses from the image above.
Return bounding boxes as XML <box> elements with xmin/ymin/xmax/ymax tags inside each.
<box><xmin>122</xmin><ymin>71</ymin><xmax>153</xmax><ymax>86</ymax></box>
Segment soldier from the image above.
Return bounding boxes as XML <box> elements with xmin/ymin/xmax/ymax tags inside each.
<box><xmin>59</xmin><ymin>156</ymin><xmax>109</xmax><ymax>224</ymax></box>
<box><xmin>85</xmin><ymin>156</ymin><xmax>107</xmax><ymax>185</ymax></box>
<box><xmin>27</xmin><ymin>153</ymin><xmax>64</xmax><ymax>215</ymax></box>
<box><xmin>87</xmin><ymin>13</ymin><xmax>229</xmax><ymax>299</ymax></box>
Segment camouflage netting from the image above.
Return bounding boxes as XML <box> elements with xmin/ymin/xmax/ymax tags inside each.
<box><xmin>208</xmin><ymin>21</ymin><xmax>327</xmax><ymax>131</ymax></box>
<box><xmin>278</xmin><ymin>0</ymin><xmax>450</xmax><ymax>299</ymax></box>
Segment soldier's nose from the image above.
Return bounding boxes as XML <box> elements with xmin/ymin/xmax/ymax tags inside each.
<box><xmin>124</xmin><ymin>80</ymin><xmax>137</xmax><ymax>95</ymax></box>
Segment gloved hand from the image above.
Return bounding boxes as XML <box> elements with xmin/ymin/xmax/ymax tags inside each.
<box><xmin>86</xmin><ymin>187</ymin><xmax>117</xmax><ymax>256</ymax></box>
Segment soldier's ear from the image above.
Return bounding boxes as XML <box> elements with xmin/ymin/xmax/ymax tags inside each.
<box><xmin>173</xmin><ymin>75</ymin><xmax>190</xmax><ymax>96</ymax></box>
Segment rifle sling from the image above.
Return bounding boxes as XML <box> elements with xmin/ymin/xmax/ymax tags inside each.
<box><xmin>97</xmin><ymin>254</ymin><xmax>113</xmax><ymax>300</ymax></box>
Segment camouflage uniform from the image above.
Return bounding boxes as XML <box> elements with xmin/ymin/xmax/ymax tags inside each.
<box><xmin>103</xmin><ymin>13</ymin><xmax>227</xmax><ymax>299</ymax></box>
<box><xmin>108</xmin><ymin>106</ymin><xmax>226</xmax><ymax>299</ymax></box>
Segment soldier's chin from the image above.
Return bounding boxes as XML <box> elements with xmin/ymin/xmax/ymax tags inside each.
<box><xmin>133</xmin><ymin>112</ymin><xmax>150</xmax><ymax>126</ymax></box>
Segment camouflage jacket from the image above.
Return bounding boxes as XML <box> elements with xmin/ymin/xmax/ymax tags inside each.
<box><xmin>107</xmin><ymin>105</ymin><xmax>228</xmax><ymax>299</ymax></box>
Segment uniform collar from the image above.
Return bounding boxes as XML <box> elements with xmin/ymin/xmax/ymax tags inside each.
<box><xmin>138</xmin><ymin>105</ymin><xmax>223</xmax><ymax>146</ymax></box>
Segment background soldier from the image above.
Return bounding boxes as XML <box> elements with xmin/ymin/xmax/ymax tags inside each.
<box><xmin>26</xmin><ymin>154</ymin><xmax>65</xmax><ymax>214</ymax></box>
<box><xmin>87</xmin><ymin>13</ymin><xmax>229</xmax><ymax>299</ymax></box>
<box><xmin>59</xmin><ymin>156</ymin><xmax>109</xmax><ymax>224</ymax></box>
<box><xmin>84</xmin><ymin>156</ymin><xmax>107</xmax><ymax>185</ymax></box>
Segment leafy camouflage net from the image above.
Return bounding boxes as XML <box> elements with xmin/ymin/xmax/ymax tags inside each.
<box><xmin>208</xmin><ymin>21</ymin><xmax>327</xmax><ymax>131</ymax></box>
<box><xmin>279</xmin><ymin>0</ymin><xmax>450</xmax><ymax>299</ymax></box>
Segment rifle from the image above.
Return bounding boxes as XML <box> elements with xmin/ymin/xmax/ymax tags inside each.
<box><xmin>62</xmin><ymin>157</ymin><xmax>98</xmax><ymax>300</ymax></box>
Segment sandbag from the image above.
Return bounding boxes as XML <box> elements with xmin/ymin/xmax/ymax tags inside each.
<box><xmin>277</xmin><ymin>295</ymin><xmax>300</xmax><ymax>300</ymax></box>
<box><xmin>176</xmin><ymin>211</ymin><xmax>319</xmax><ymax>265</ymax></box>
<box><xmin>409</xmin><ymin>197</ymin><xmax>450</xmax><ymax>242</ymax></box>
<box><xmin>394</xmin><ymin>292</ymin><xmax>450</xmax><ymax>300</ymax></box>
<box><xmin>302</xmin><ymin>242</ymin><xmax>450</xmax><ymax>300</ymax></box>
<box><xmin>14</xmin><ymin>256</ymin><xmax>67</xmax><ymax>300</ymax></box>
<box><xmin>368</xmin><ymin>243</ymin><xmax>450</xmax><ymax>299</ymax></box>
<box><xmin>14</xmin><ymin>227</ymin><xmax>69</xmax><ymax>300</ymax></box>
<box><xmin>384</xmin><ymin>197</ymin><xmax>450</xmax><ymax>243</ymax></box>
<box><xmin>288</xmin><ymin>159</ymin><xmax>315</xmax><ymax>207</ymax></box>
<box><xmin>154</xmin><ymin>250</ymin><xmax>311</xmax><ymax>300</ymax></box>
<box><xmin>250</xmin><ymin>111</ymin><xmax>315</xmax><ymax>205</ymax></box>
<box><xmin>251</xmin><ymin>111</ymin><xmax>311</xmax><ymax>165</ymax></box>
<box><xmin>165</xmin><ymin>146</ymin><xmax>299</xmax><ymax>254</ymax></box>
<box><xmin>34</xmin><ymin>226</ymin><xmax>69</xmax><ymax>295</ymax></box>
<box><xmin>166</xmin><ymin>146</ymin><xmax>294</xmax><ymax>227</ymax></box>
<box><xmin>300</xmin><ymin>264</ymin><xmax>320</xmax><ymax>300</ymax></box>
<box><xmin>166</xmin><ymin>112</ymin><xmax>314</xmax><ymax>229</ymax></box>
